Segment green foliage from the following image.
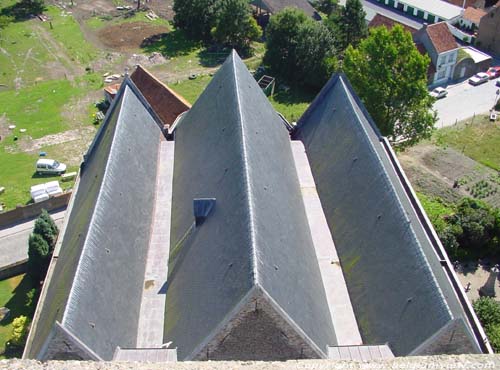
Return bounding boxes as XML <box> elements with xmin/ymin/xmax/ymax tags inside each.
<box><xmin>173</xmin><ymin>0</ymin><xmax>220</xmax><ymax>41</ymax></box>
<box><xmin>0</xmin><ymin>0</ymin><xmax>45</xmax><ymax>21</ymax></box>
<box><xmin>8</xmin><ymin>315</ymin><xmax>30</xmax><ymax>348</ymax></box>
<box><xmin>326</xmin><ymin>0</ymin><xmax>366</xmax><ymax>52</ymax></box>
<box><xmin>34</xmin><ymin>209</ymin><xmax>59</xmax><ymax>251</ymax></box>
<box><xmin>263</xmin><ymin>8</ymin><xmax>337</xmax><ymax>88</ymax></box>
<box><xmin>440</xmin><ymin>198</ymin><xmax>500</xmax><ymax>260</ymax></box>
<box><xmin>27</xmin><ymin>234</ymin><xmax>50</xmax><ymax>281</ymax></box>
<box><xmin>344</xmin><ymin>25</ymin><xmax>436</xmax><ymax>147</ymax></box>
<box><xmin>473</xmin><ymin>297</ymin><xmax>500</xmax><ymax>351</ymax></box>
<box><xmin>0</xmin><ymin>14</ymin><xmax>12</xmax><ymax>28</ymax></box>
<box><xmin>417</xmin><ymin>192</ymin><xmax>454</xmax><ymax>233</ymax></box>
<box><xmin>211</xmin><ymin>0</ymin><xmax>260</xmax><ymax>54</ymax></box>
<box><xmin>311</xmin><ymin>0</ymin><xmax>338</xmax><ymax>15</ymax></box>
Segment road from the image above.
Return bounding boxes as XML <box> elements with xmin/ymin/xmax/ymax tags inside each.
<box><xmin>433</xmin><ymin>78</ymin><xmax>500</xmax><ymax>128</ymax></box>
<box><xmin>0</xmin><ymin>210</ymin><xmax>66</xmax><ymax>269</ymax></box>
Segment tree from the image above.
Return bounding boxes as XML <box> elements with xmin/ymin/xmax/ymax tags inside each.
<box><xmin>311</xmin><ymin>0</ymin><xmax>338</xmax><ymax>15</ymax></box>
<box><xmin>211</xmin><ymin>0</ymin><xmax>260</xmax><ymax>54</ymax></box>
<box><xmin>8</xmin><ymin>316</ymin><xmax>30</xmax><ymax>348</ymax></box>
<box><xmin>343</xmin><ymin>25</ymin><xmax>436</xmax><ymax>146</ymax></box>
<box><xmin>473</xmin><ymin>297</ymin><xmax>500</xmax><ymax>351</ymax></box>
<box><xmin>327</xmin><ymin>0</ymin><xmax>367</xmax><ymax>52</ymax></box>
<box><xmin>264</xmin><ymin>8</ymin><xmax>337</xmax><ymax>88</ymax></box>
<box><xmin>173</xmin><ymin>0</ymin><xmax>220</xmax><ymax>41</ymax></box>
<box><xmin>35</xmin><ymin>209</ymin><xmax>59</xmax><ymax>251</ymax></box>
<box><xmin>28</xmin><ymin>233</ymin><xmax>50</xmax><ymax>281</ymax></box>
<box><xmin>294</xmin><ymin>20</ymin><xmax>337</xmax><ymax>88</ymax></box>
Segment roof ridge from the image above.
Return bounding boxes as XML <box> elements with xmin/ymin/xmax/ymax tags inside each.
<box><xmin>229</xmin><ymin>50</ymin><xmax>259</xmax><ymax>285</ymax></box>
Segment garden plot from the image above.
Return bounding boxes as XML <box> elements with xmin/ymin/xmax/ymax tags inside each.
<box><xmin>97</xmin><ymin>21</ymin><xmax>169</xmax><ymax>51</ymax></box>
<box><xmin>399</xmin><ymin>144</ymin><xmax>500</xmax><ymax>208</ymax></box>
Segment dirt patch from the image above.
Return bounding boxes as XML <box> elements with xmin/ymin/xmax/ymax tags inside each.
<box><xmin>399</xmin><ymin>144</ymin><xmax>500</xmax><ymax>208</ymax></box>
<box><xmin>15</xmin><ymin>127</ymin><xmax>95</xmax><ymax>153</ymax></box>
<box><xmin>97</xmin><ymin>21</ymin><xmax>169</xmax><ymax>51</ymax></box>
<box><xmin>0</xmin><ymin>114</ymin><xmax>12</xmax><ymax>141</ymax></box>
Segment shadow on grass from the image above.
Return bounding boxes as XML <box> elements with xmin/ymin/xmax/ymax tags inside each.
<box><xmin>272</xmin><ymin>85</ymin><xmax>316</xmax><ymax>106</ymax></box>
<box><xmin>141</xmin><ymin>29</ymin><xmax>200</xmax><ymax>57</ymax></box>
<box><xmin>0</xmin><ymin>0</ymin><xmax>45</xmax><ymax>22</ymax></box>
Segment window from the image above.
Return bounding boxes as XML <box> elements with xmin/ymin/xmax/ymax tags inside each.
<box><xmin>437</xmin><ymin>69</ymin><xmax>446</xmax><ymax>80</ymax></box>
<box><xmin>448</xmin><ymin>53</ymin><xmax>454</xmax><ymax>63</ymax></box>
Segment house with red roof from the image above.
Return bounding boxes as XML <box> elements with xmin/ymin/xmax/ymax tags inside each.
<box><xmin>414</xmin><ymin>22</ymin><xmax>459</xmax><ymax>84</ymax></box>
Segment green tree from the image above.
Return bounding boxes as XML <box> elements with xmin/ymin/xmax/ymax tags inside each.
<box><xmin>211</xmin><ymin>0</ymin><xmax>260</xmax><ymax>54</ymax></box>
<box><xmin>473</xmin><ymin>297</ymin><xmax>500</xmax><ymax>351</ymax></box>
<box><xmin>294</xmin><ymin>20</ymin><xmax>337</xmax><ymax>88</ymax></box>
<box><xmin>311</xmin><ymin>0</ymin><xmax>338</xmax><ymax>15</ymax></box>
<box><xmin>28</xmin><ymin>233</ymin><xmax>50</xmax><ymax>281</ymax></box>
<box><xmin>34</xmin><ymin>209</ymin><xmax>59</xmax><ymax>251</ymax></box>
<box><xmin>8</xmin><ymin>316</ymin><xmax>30</xmax><ymax>348</ymax></box>
<box><xmin>327</xmin><ymin>0</ymin><xmax>367</xmax><ymax>52</ymax></box>
<box><xmin>343</xmin><ymin>25</ymin><xmax>436</xmax><ymax>146</ymax></box>
<box><xmin>264</xmin><ymin>8</ymin><xmax>336</xmax><ymax>88</ymax></box>
<box><xmin>173</xmin><ymin>0</ymin><xmax>220</xmax><ymax>41</ymax></box>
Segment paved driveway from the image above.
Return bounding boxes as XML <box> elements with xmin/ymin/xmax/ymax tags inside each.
<box><xmin>433</xmin><ymin>78</ymin><xmax>500</xmax><ymax>128</ymax></box>
<box><xmin>0</xmin><ymin>210</ymin><xmax>66</xmax><ymax>269</ymax></box>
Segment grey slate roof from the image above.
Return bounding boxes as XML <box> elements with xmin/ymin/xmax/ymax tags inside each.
<box><xmin>293</xmin><ymin>74</ymin><xmax>485</xmax><ymax>355</ymax></box>
<box><xmin>25</xmin><ymin>78</ymin><xmax>164</xmax><ymax>360</ymax></box>
<box><xmin>164</xmin><ymin>50</ymin><xmax>336</xmax><ymax>360</ymax></box>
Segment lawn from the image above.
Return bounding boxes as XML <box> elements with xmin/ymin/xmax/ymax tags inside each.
<box><xmin>0</xmin><ymin>5</ymin><xmax>99</xmax><ymax>88</ymax></box>
<box><xmin>0</xmin><ymin>274</ymin><xmax>36</xmax><ymax>359</ymax></box>
<box><xmin>434</xmin><ymin>116</ymin><xmax>500</xmax><ymax>171</ymax></box>
<box><xmin>0</xmin><ymin>79</ymin><xmax>93</xmax><ymax>209</ymax></box>
<box><xmin>171</xmin><ymin>76</ymin><xmax>314</xmax><ymax>122</ymax></box>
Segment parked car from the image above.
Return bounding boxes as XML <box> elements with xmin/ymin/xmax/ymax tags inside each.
<box><xmin>44</xmin><ymin>181</ymin><xmax>63</xmax><ymax>197</ymax></box>
<box><xmin>30</xmin><ymin>183</ymin><xmax>50</xmax><ymax>204</ymax></box>
<box><xmin>486</xmin><ymin>66</ymin><xmax>500</xmax><ymax>79</ymax></box>
<box><xmin>35</xmin><ymin>158</ymin><xmax>66</xmax><ymax>175</ymax></box>
<box><xmin>496</xmin><ymin>78</ymin><xmax>500</xmax><ymax>87</ymax></box>
<box><xmin>469</xmin><ymin>72</ymin><xmax>489</xmax><ymax>86</ymax></box>
<box><xmin>430</xmin><ymin>87</ymin><xmax>448</xmax><ymax>99</ymax></box>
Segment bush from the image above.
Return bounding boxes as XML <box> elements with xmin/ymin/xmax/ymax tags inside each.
<box><xmin>473</xmin><ymin>297</ymin><xmax>500</xmax><ymax>352</ymax></box>
<box><xmin>8</xmin><ymin>316</ymin><xmax>30</xmax><ymax>348</ymax></box>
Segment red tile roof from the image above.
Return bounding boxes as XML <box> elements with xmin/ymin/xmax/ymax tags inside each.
<box><xmin>130</xmin><ymin>65</ymin><xmax>191</xmax><ymax>128</ymax></box>
<box><xmin>463</xmin><ymin>7</ymin><xmax>486</xmax><ymax>24</ymax></box>
<box><xmin>368</xmin><ymin>13</ymin><xmax>418</xmax><ymax>34</ymax></box>
<box><xmin>425</xmin><ymin>22</ymin><xmax>458</xmax><ymax>54</ymax></box>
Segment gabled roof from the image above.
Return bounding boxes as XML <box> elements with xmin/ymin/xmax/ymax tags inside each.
<box><xmin>368</xmin><ymin>13</ymin><xmax>418</xmax><ymax>34</ymax></box>
<box><xmin>130</xmin><ymin>65</ymin><xmax>190</xmax><ymax>127</ymax></box>
<box><xmin>293</xmin><ymin>74</ymin><xmax>486</xmax><ymax>355</ymax></box>
<box><xmin>253</xmin><ymin>0</ymin><xmax>320</xmax><ymax>18</ymax></box>
<box><xmin>164</xmin><ymin>51</ymin><xmax>336</xmax><ymax>360</ymax></box>
<box><xmin>25</xmin><ymin>78</ymin><xmax>165</xmax><ymax>360</ymax></box>
<box><xmin>424</xmin><ymin>22</ymin><xmax>458</xmax><ymax>54</ymax></box>
<box><xmin>463</xmin><ymin>6</ymin><xmax>486</xmax><ymax>23</ymax></box>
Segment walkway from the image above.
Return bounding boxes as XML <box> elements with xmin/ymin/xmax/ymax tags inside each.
<box><xmin>136</xmin><ymin>141</ymin><xmax>174</xmax><ymax>348</ymax></box>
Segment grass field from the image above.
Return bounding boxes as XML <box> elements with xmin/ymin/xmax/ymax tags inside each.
<box><xmin>171</xmin><ymin>76</ymin><xmax>314</xmax><ymax>122</ymax></box>
<box><xmin>434</xmin><ymin>116</ymin><xmax>500</xmax><ymax>171</ymax></box>
<box><xmin>417</xmin><ymin>192</ymin><xmax>455</xmax><ymax>233</ymax></box>
<box><xmin>0</xmin><ymin>274</ymin><xmax>35</xmax><ymax>359</ymax></box>
<box><xmin>0</xmin><ymin>2</ymin><xmax>102</xmax><ymax>210</ymax></box>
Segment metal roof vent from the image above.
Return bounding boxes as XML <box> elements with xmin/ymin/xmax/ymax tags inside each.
<box><xmin>193</xmin><ymin>198</ymin><xmax>216</xmax><ymax>226</ymax></box>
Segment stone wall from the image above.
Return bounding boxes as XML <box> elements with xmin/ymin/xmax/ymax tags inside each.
<box><xmin>2</xmin><ymin>355</ymin><xmax>500</xmax><ymax>369</ymax></box>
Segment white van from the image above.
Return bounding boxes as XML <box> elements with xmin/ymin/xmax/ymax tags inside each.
<box><xmin>35</xmin><ymin>159</ymin><xmax>67</xmax><ymax>175</ymax></box>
